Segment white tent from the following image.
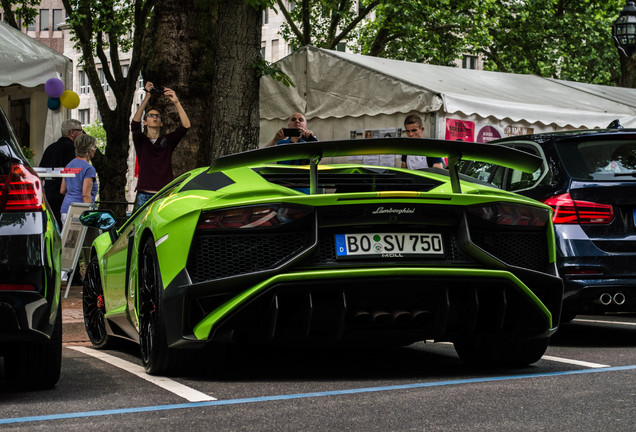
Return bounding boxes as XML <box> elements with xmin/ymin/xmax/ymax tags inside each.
<box><xmin>260</xmin><ymin>46</ymin><xmax>636</xmax><ymax>149</ymax></box>
<box><xmin>0</xmin><ymin>21</ymin><xmax>72</xmax><ymax>164</ymax></box>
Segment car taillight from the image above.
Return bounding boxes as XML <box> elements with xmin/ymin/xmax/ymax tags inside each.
<box><xmin>197</xmin><ymin>205</ymin><xmax>312</xmax><ymax>229</ymax></box>
<box><xmin>543</xmin><ymin>193</ymin><xmax>614</xmax><ymax>224</ymax></box>
<box><xmin>0</xmin><ymin>283</ymin><xmax>37</xmax><ymax>291</ymax></box>
<box><xmin>0</xmin><ymin>164</ymin><xmax>43</xmax><ymax>212</ymax></box>
<box><xmin>467</xmin><ymin>202</ymin><xmax>549</xmax><ymax>226</ymax></box>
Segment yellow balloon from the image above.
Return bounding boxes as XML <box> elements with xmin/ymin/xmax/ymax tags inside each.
<box><xmin>60</xmin><ymin>90</ymin><xmax>80</xmax><ymax>109</ymax></box>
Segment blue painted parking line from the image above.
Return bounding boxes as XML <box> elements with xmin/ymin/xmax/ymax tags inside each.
<box><xmin>3</xmin><ymin>364</ymin><xmax>636</xmax><ymax>425</ymax></box>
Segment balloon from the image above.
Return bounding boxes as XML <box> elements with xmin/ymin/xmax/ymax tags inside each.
<box><xmin>60</xmin><ymin>90</ymin><xmax>80</xmax><ymax>109</ymax></box>
<box><xmin>47</xmin><ymin>97</ymin><xmax>61</xmax><ymax>110</ymax></box>
<box><xmin>45</xmin><ymin>78</ymin><xmax>65</xmax><ymax>98</ymax></box>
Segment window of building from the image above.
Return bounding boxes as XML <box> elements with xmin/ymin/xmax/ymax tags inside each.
<box><xmin>289</xmin><ymin>1</ymin><xmax>295</xmax><ymax>11</ymax></box>
<box><xmin>78</xmin><ymin>109</ymin><xmax>90</xmax><ymax>125</ymax></box>
<box><xmin>52</xmin><ymin>9</ymin><xmax>63</xmax><ymax>30</ymax></box>
<box><xmin>98</xmin><ymin>68</ymin><xmax>109</xmax><ymax>92</ymax></box>
<box><xmin>121</xmin><ymin>64</ymin><xmax>129</xmax><ymax>78</ymax></box>
<box><xmin>27</xmin><ymin>19</ymin><xmax>36</xmax><ymax>31</ymax></box>
<box><xmin>263</xmin><ymin>9</ymin><xmax>268</xmax><ymax>24</ymax></box>
<box><xmin>79</xmin><ymin>70</ymin><xmax>90</xmax><ymax>95</ymax></box>
<box><xmin>261</xmin><ymin>42</ymin><xmax>266</xmax><ymax>58</ymax></box>
<box><xmin>463</xmin><ymin>55</ymin><xmax>477</xmax><ymax>70</ymax></box>
<box><xmin>138</xmin><ymin>73</ymin><xmax>144</xmax><ymax>89</ymax></box>
<box><xmin>336</xmin><ymin>42</ymin><xmax>346</xmax><ymax>52</ymax></box>
<box><xmin>272</xmin><ymin>39</ymin><xmax>279</xmax><ymax>59</ymax></box>
<box><xmin>39</xmin><ymin>9</ymin><xmax>49</xmax><ymax>31</ymax></box>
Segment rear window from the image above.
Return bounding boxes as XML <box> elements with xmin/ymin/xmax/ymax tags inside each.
<box><xmin>555</xmin><ymin>140</ymin><xmax>636</xmax><ymax>181</ymax></box>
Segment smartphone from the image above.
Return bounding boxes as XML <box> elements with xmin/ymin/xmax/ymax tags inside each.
<box><xmin>283</xmin><ymin>128</ymin><xmax>301</xmax><ymax>137</ymax></box>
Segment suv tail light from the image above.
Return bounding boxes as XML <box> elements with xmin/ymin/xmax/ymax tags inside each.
<box><xmin>0</xmin><ymin>164</ymin><xmax>43</xmax><ymax>212</ymax></box>
<box><xmin>543</xmin><ymin>193</ymin><xmax>614</xmax><ymax>224</ymax></box>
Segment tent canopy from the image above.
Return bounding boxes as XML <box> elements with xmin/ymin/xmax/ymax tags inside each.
<box><xmin>0</xmin><ymin>21</ymin><xmax>73</xmax><ymax>163</ymax></box>
<box><xmin>260</xmin><ymin>46</ymin><xmax>636</xmax><ymax>130</ymax></box>
<box><xmin>0</xmin><ymin>21</ymin><xmax>71</xmax><ymax>88</ymax></box>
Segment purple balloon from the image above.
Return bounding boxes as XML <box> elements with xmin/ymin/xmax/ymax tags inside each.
<box><xmin>45</xmin><ymin>78</ymin><xmax>65</xmax><ymax>98</ymax></box>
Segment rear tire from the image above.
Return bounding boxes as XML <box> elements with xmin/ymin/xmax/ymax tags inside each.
<box><xmin>5</xmin><ymin>302</ymin><xmax>62</xmax><ymax>390</ymax></box>
<box><xmin>454</xmin><ymin>336</ymin><xmax>549</xmax><ymax>367</ymax></box>
<box><xmin>139</xmin><ymin>237</ymin><xmax>182</xmax><ymax>375</ymax></box>
<box><xmin>83</xmin><ymin>257</ymin><xmax>114</xmax><ymax>349</ymax></box>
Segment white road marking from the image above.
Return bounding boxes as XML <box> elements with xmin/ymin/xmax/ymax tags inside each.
<box><xmin>69</xmin><ymin>346</ymin><xmax>216</xmax><ymax>402</ymax></box>
<box><xmin>574</xmin><ymin>318</ymin><xmax>636</xmax><ymax>327</ymax></box>
<box><xmin>542</xmin><ymin>355</ymin><xmax>610</xmax><ymax>368</ymax></box>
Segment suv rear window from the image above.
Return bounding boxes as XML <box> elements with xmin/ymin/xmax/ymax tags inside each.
<box><xmin>555</xmin><ymin>140</ymin><xmax>636</xmax><ymax>181</ymax></box>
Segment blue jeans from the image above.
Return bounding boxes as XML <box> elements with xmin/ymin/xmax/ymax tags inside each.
<box><xmin>136</xmin><ymin>191</ymin><xmax>155</xmax><ymax>209</ymax></box>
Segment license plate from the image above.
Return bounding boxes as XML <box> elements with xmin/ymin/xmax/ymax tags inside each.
<box><xmin>335</xmin><ymin>233</ymin><xmax>444</xmax><ymax>258</ymax></box>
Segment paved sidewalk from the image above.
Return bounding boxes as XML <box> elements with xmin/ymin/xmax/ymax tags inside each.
<box><xmin>62</xmin><ymin>284</ymin><xmax>88</xmax><ymax>344</ymax></box>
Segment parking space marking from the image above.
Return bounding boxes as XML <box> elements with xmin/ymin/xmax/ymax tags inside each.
<box><xmin>69</xmin><ymin>346</ymin><xmax>216</xmax><ymax>402</ymax></box>
<box><xmin>3</xmin><ymin>364</ymin><xmax>636</xmax><ymax>425</ymax></box>
<box><xmin>542</xmin><ymin>355</ymin><xmax>609</xmax><ymax>368</ymax></box>
<box><xmin>574</xmin><ymin>318</ymin><xmax>636</xmax><ymax>327</ymax></box>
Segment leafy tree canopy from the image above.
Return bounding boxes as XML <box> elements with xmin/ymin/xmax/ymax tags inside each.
<box><xmin>275</xmin><ymin>0</ymin><xmax>625</xmax><ymax>86</ymax></box>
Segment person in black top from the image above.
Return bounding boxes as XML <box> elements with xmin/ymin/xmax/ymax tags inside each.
<box><xmin>39</xmin><ymin>119</ymin><xmax>84</xmax><ymax>226</ymax></box>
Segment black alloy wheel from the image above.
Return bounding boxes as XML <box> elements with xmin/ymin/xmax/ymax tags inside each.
<box><xmin>83</xmin><ymin>257</ymin><xmax>113</xmax><ymax>349</ymax></box>
<box><xmin>139</xmin><ymin>237</ymin><xmax>181</xmax><ymax>375</ymax></box>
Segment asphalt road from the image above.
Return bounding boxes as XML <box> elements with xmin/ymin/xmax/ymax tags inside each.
<box><xmin>1</xmin><ymin>290</ymin><xmax>636</xmax><ymax>431</ymax></box>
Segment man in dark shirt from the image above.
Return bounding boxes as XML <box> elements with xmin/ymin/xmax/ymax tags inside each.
<box><xmin>131</xmin><ymin>81</ymin><xmax>190</xmax><ymax>209</ymax></box>
<box><xmin>39</xmin><ymin>119</ymin><xmax>84</xmax><ymax>226</ymax></box>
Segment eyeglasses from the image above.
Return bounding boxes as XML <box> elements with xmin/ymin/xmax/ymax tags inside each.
<box><xmin>73</xmin><ymin>128</ymin><xmax>84</xmax><ymax>133</ymax></box>
<box><xmin>147</xmin><ymin>113</ymin><xmax>161</xmax><ymax>118</ymax></box>
<box><xmin>290</xmin><ymin>117</ymin><xmax>305</xmax><ymax>122</ymax></box>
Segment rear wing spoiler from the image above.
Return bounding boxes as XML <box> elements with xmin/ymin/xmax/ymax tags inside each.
<box><xmin>210</xmin><ymin>137</ymin><xmax>543</xmax><ymax>194</ymax></box>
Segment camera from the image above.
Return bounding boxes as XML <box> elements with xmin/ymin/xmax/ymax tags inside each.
<box><xmin>149</xmin><ymin>86</ymin><xmax>165</xmax><ymax>95</ymax></box>
<box><xmin>283</xmin><ymin>128</ymin><xmax>301</xmax><ymax>137</ymax></box>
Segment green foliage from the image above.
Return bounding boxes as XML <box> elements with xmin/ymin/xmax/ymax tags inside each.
<box><xmin>83</xmin><ymin>119</ymin><xmax>107</xmax><ymax>151</ymax></box>
<box><xmin>357</xmin><ymin>0</ymin><xmax>482</xmax><ymax>65</ymax></box>
<box><xmin>252</xmin><ymin>56</ymin><xmax>295</xmax><ymax>87</ymax></box>
<box><xmin>244</xmin><ymin>0</ymin><xmax>276</xmax><ymax>10</ymax></box>
<box><xmin>64</xmin><ymin>0</ymin><xmax>137</xmax><ymax>56</ymax></box>
<box><xmin>1</xmin><ymin>0</ymin><xmax>41</xmax><ymax>29</ymax></box>
<box><xmin>475</xmin><ymin>0</ymin><xmax>623</xmax><ymax>85</ymax></box>
<box><xmin>21</xmin><ymin>145</ymin><xmax>34</xmax><ymax>161</ymax></box>
<box><xmin>277</xmin><ymin>0</ymin><xmax>379</xmax><ymax>50</ymax></box>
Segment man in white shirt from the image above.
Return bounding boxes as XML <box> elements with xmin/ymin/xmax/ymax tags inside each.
<box><xmin>400</xmin><ymin>114</ymin><xmax>444</xmax><ymax>169</ymax></box>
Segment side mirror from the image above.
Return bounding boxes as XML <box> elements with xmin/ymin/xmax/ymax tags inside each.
<box><xmin>80</xmin><ymin>210</ymin><xmax>117</xmax><ymax>231</ymax></box>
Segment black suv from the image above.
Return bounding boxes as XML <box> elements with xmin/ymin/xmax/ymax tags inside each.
<box><xmin>461</xmin><ymin>124</ymin><xmax>636</xmax><ymax>321</ymax></box>
<box><xmin>0</xmin><ymin>107</ymin><xmax>62</xmax><ymax>389</ymax></box>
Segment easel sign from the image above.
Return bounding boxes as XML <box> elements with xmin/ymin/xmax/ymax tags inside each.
<box><xmin>61</xmin><ymin>202</ymin><xmax>95</xmax><ymax>298</ymax></box>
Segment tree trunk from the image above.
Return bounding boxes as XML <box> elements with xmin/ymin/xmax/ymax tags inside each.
<box><xmin>92</xmin><ymin>114</ymin><xmax>133</xmax><ymax>219</ymax></box>
<box><xmin>145</xmin><ymin>0</ymin><xmax>261</xmax><ymax>177</ymax></box>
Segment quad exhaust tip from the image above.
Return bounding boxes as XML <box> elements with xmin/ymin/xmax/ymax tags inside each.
<box><xmin>598</xmin><ymin>292</ymin><xmax>626</xmax><ymax>306</ymax></box>
<box><xmin>613</xmin><ymin>292</ymin><xmax>626</xmax><ymax>306</ymax></box>
<box><xmin>349</xmin><ymin>309</ymin><xmax>431</xmax><ymax>326</ymax></box>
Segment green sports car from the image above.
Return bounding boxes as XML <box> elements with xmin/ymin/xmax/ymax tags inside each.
<box><xmin>80</xmin><ymin>138</ymin><xmax>563</xmax><ymax>375</ymax></box>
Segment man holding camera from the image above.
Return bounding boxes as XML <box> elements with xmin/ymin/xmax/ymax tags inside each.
<box><xmin>131</xmin><ymin>81</ymin><xmax>191</xmax><ymax>208</ymax></box>
<box><xmin>264</xmin><ymin>112</ymin><xmax>317</xmax><ymax>166</ymax></box>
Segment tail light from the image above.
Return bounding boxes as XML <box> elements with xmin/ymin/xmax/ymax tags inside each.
<box><xmin>0</xmin><ymin>164</ymin><xmax>43</xmax><ymax>212</ymax></box>
<box><xmin>197</xmin><ymin>205</ymin><xmax>312</xmax><ymax>229</ymax></box>
<box><xmin>467</xmin><ymin>202</ymin><xmax>549</xmax><ymax>226</ymax></box>
<box><xmin>0</xmin><ymin>283</ymin><xmax>37</xmax><ymax>291</ymax></box>
<box><xmin>543</xmin><ymin>193</ymin><xmax>614</xmax><ymax>224</ymax></box>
